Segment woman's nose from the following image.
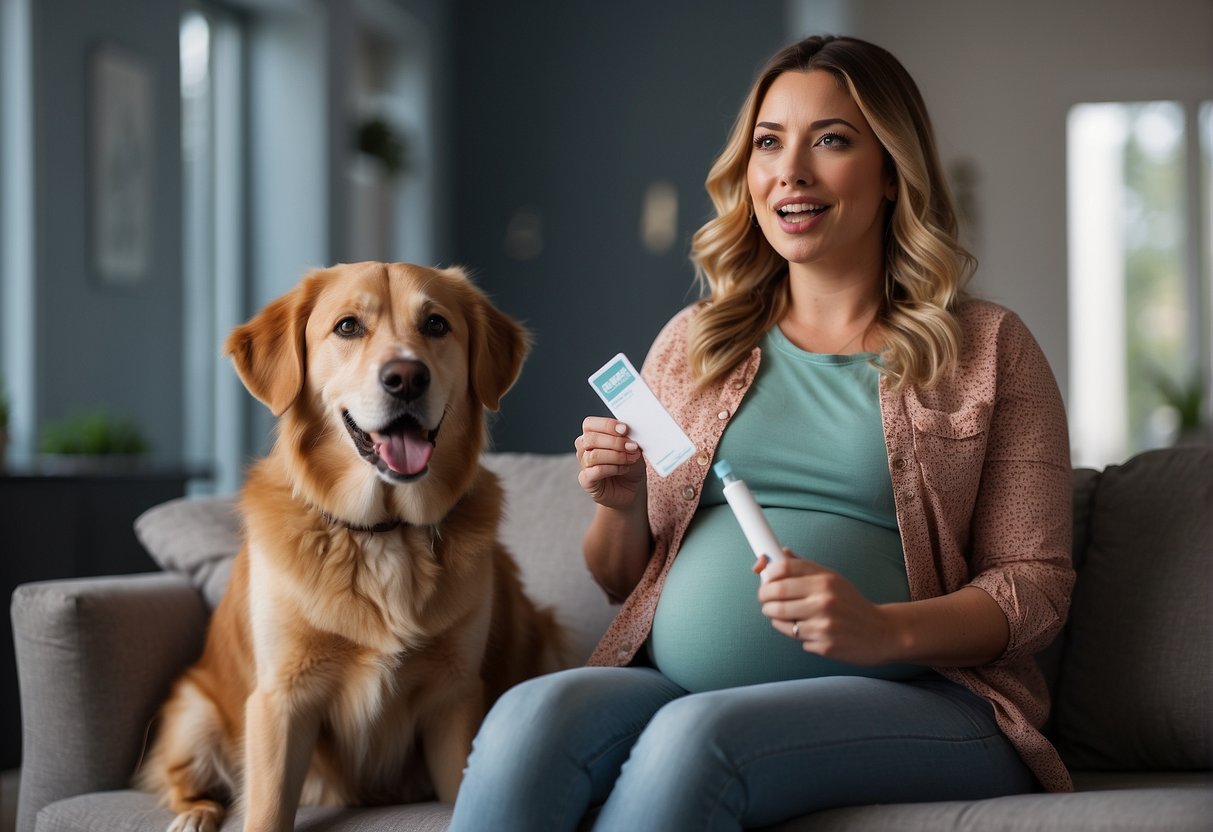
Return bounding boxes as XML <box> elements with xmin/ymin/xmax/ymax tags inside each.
<box><xmin>780</xmin><ymin>153</ymin><xmax>812</xmax><ymax>187</ymax></box>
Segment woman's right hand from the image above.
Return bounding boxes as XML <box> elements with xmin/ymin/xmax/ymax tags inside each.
<box><xmin>575</xmin><ymin>416</ymin><xmax>646</xmax><ymax>510</ymax></box>
<box><xmin>577</xmin><ymin>417</ymin><xmax>653</xmax><ymax>599</ymax></box>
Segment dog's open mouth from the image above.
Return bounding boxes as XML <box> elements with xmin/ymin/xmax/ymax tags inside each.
<box><xmin>343</xmin><ymin>410</ymin><xmax>441</xmax><ymax>481</ymax></box>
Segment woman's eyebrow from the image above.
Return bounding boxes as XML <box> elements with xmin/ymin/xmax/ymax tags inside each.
<box><xmin>811</xmin><ymin>117</ymin><xmax>859</xmax><ymax>132</ymax></box>
<box><xmin>754</xmin><ymin>117</ymin><xmax>860</xmax><ymax>132</ymax></box>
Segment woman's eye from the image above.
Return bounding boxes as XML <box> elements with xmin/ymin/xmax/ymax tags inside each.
<box><xmin>334</xmin><ymin>317</ymin><xmax>363</xmax><ymax>338</ymax></box>
<box><xmin>422</xmin><ymin>315</ymin><xmax>450</xmax><ymax>337</ymax></box>
<box><xmin>753</xmin><ymin>135</ymin><xmax>779</xmax><ymax>150</ymax></box>
<box><xmin>817</xmin><ymin>132</ymin><xmax>850</xmax><ymax>148</ymax></box>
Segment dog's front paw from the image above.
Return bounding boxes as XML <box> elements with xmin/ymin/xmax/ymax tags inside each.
<box><xmin>167</xmin><ymin>802</ymin><xmax>225</xmax><ymax>832</ymax></box>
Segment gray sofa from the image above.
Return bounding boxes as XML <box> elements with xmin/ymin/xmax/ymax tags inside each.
<box><xmin>11</xmin><ymin>447</ymin><xmax>1213</xmax><ymax>832</ymax></box>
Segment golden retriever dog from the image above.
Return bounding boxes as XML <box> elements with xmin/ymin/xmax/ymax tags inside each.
<box><xmin>137</xmin><ymin>262</ymin><xmax>565</xmax><ymax>832</ymax></box>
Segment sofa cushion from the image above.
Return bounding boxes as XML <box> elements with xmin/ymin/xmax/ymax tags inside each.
<box><xmin>481</xmin><ymin>452</ymin><xmax>613</xmax><ymax>664</ymax></box>
<box><xmin>1052</xmin><ymin>446</ymin><xmax>1212</xmax><ymax>771</ymax></box>
<box><xmin>132</xmin><ymin>453</ymin><xmax>612</xmax><ymax>662</ymax></box>
<box><xmin>36</xmin><ymin>790</ymin><xmax>453</xmax><ymax>832</ymax></box>
<box><xmin>133</xmin><ymin>495</ymin><xmax>239</xmax><ymax>607</ymax></box>
<box><xmin>1069</xmin><ymin>467</ymin><xmax>1100</xmax><ymax>573</ymax></box>
<box><xmin>35</xmin><ymin>777</ymin><xmax>1213</xmax><ymax>832</ymax></box>
<box><xmin>769</xmin><ymin>772</ymin><xmax>1213</xmax><ymax>832</ymax></box>
<box><xmin>1036</xmin><ymin>466</ymin><xmax>1102</xmax><ymax>710</ymax></box>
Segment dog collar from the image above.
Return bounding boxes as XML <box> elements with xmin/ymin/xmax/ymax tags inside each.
<box><xmin>318</xmin><ymin>509</ymin><xmax>404</xmax><ymax>534</ymax></box>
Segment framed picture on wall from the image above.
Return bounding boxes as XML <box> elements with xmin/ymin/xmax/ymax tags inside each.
<box><xmin>90</xmin><ymin>43</ymin><xmax>154</xmax><ymax>287</ymax></box>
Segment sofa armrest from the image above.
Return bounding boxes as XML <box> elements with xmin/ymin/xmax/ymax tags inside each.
<box><xmin>12</xmin><ymin>572</ymin><xmax>208</xmax><ymax>832</ymax></box>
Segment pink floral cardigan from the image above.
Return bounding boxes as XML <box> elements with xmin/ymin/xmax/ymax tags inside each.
<box><xmin>586</xmin><ymin>299</ymin><xmax>1076</xmax><ymax>792</ymax></box>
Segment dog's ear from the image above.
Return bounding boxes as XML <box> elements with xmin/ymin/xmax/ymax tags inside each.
<box><xmin>457</xmin><ymin>272</ymin><xmax>530</xmax><ymax>412</ymax></box>
<box><xmin>224</xmin><ymin>276</ymin><xmax>320</xmax><ymax>416</ymax></box>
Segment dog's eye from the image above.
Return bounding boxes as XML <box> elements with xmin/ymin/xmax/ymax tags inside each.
<box><xmin>422</xmin><ymin>315</ymin><xmax>450</xmax><ymax>338</ymax></box>
<box><xmin>334</xmin><ymin>317</ymin><xmax>364</xmax><ymax>338</ymax></box>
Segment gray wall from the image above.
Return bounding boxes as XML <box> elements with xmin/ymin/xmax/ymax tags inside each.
<box><xmin>7</xmin><ymin>0</ymin><xmax>1209</xmax><ymax>465</ymax></box>
<box><xmin>29</xmin><ymin>0</ymin><xmax>184</xmax><ymax>462</ymax></box>
<box><xmin>449</xmin><ymin>0</ymin><xmax>787</xmax><ymax>452</ymax></box>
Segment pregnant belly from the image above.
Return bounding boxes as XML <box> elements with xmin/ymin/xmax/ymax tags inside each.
<box><xmin>647</xmin><ymin>505</ymin><xmax>925</xmax><ymax>692</ymax></box>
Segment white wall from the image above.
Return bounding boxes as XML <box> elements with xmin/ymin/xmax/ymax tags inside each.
<box><xmin>788</xmin><ymin>0</ymin><xmax>1213</xmax><ymax>408</ymax></box>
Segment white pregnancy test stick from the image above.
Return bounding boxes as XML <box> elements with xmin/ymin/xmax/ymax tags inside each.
<box><xmin>713</xmin><ymin>459</ymin><xmax>785</xmax><ymax>580</ymax></box>
<box><xmin>588</xmin><ymin>353</ymin><xmax>695</xmax><ymax>477</ymax></box>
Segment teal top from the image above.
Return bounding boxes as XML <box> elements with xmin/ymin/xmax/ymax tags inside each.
<box><xmin>647</xmin><ymin>326</ymin><xmax>925</xmax><ymax>691</ymax></box>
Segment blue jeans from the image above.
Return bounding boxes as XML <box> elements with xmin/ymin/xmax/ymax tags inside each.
<box><xmin>448</xmin><ymin>667</ymin><xmax>1037</xmax><ymax>832</ymax></box>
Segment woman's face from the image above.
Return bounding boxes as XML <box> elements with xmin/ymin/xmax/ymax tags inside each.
<box><xmin>747</xmin><ymin>70</ymin><xmax>896</xmax><ymax>279</ymax></box>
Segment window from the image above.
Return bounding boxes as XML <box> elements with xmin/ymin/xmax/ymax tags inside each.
<box><xmin>181</xmin><ymin>6</ymin><xmax>246</xmax><ymax>494</ymax></box>
<box><xmin>1067</xmin><ymin>99</ymin><xmax>1212</xmax><ymax>468</ymax></box>
<box><xmin>1</xmin><ymin>0</ymin><xmax>34</xmax><ymax>459</ymax></box>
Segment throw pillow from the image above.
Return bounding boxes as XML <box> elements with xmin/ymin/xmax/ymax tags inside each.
<box><xmin>1052</xmin><ymin>447</ymin><xmax>1212</xmax><ymax>770</ymax></box>
<box><xmin>133</xmin><ymin>495</ymin><xmax>240</xmax><ymax>607</ymax></box>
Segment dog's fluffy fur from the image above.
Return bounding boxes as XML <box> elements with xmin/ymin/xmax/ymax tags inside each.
<box><xmin>137</xmin><ymin>262</ymin><xmax>565</xmax><ymax>832</ymax></box>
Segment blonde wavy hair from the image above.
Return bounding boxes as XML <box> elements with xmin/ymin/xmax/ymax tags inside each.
<box><xmin>688</xmin><ymin>35</ymin><xmax>974</xmax><ymax>391</ymax></box>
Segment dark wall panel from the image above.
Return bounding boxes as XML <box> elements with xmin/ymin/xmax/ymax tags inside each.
<box><xmin>451</xmin><ymin>1</ymin><xmax>787</xmax><ymax>452</ymax></box>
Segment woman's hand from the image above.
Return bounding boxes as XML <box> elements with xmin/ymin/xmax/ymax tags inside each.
<box><xmin>758</xmin><ymin>553</ymin><xmax>1012</xmax><ymax>668</ymax></box>
<box><xmin>576</xmin><ymin>417</ymin><xmax>652</xmax><ymax>600</ymax></box>
<box><xmin>575</xmin><ymin>416</ymin><xmax>646</xmax><ymax>510</ymax></box>
<box><xmin>758</xmin><ymin>554</ymin><xmax>898</xmax><ymax>666</ymax></box>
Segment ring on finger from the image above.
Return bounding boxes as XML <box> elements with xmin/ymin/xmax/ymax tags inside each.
<box><xmin>792</xmin><ymin>621</ymin><xmax>800</xmax><ymax>639</ymax></box>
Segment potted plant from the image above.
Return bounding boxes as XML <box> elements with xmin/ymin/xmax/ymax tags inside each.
<box><xmin>37</xmin><ymin>408</ymin><xmax>150</xmax><ymax>471</ymax></box>
<box><xmin>350</xmin><ymin>115</ymin><xmax>410</xmax><ymax>260</ymax></box>
<box><xmin>354</xmin><ymin>115</ymin><xmax>408</xmax><ymax>178</ymax></box>
<box><xmin>1154</xmin><ymin>370</ymin><xmax>1207</xmax><ymax>447</ymax></box>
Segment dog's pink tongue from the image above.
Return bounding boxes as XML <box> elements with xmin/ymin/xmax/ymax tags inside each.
<box><xmin>373</xmin><ymin>431</ymin><xmax>434</xmax><ymax>476</ymax></box>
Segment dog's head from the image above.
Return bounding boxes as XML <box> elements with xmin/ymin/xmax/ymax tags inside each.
<box><xmin>225</xmin><ymin>262</ymin><xmax>528</xmax><ymax>521</ymax></box>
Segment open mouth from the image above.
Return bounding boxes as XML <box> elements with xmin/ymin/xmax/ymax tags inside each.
<box><xmin>777</xmin><ymin>202</ymin><xmax>829</xmax><ymax>223</ymax></box>
<box><xmin>343</xmin><ymin>410</ymin><xmax>441</xmax><ymax>482</ymax></box>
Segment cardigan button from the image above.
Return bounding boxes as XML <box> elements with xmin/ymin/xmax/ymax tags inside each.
<box><xmin>617</xmin><ymin>644</ymin><xmax>633</xmax><ymax>658</ymax></box>
<box><xmin>682</xmin><ymin>486</ymin><xmax>696</xmax><ymax>501</ymax></box>
<box><xmin>696</xmin><ymin>453</ymin><xmax>710</xmax><ymax>466</ymax></box>
<box><xmin>732</xmin><ymin>380</ymin><xmax>745</xmax><ymax>390</ymax></box>
<box><xmin>717</xmin><ymin>410</ymin><xmax>729</xmax><ymax>420</ymax></box>
<box><xmin>892</xmin><ymin>456</ymin><xmax>908</xmax><ymax>471</ymax></box>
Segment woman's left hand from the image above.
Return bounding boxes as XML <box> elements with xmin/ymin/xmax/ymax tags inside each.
<box><xmin>758</xmin><ymin>552</ymin><xmax>900</xmax><ymax>666</ymax></box>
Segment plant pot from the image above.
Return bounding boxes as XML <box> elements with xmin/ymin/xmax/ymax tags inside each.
<box><xmin>34</xmin><ymin>453</ymin><xmax>150</xmax><ymax>475</ymax></box>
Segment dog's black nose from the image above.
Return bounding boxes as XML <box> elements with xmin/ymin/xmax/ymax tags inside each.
<box><xmin>380</xmin><ymin>359</ymin><xmax>430</xmax><ymax>401</ymax></box>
